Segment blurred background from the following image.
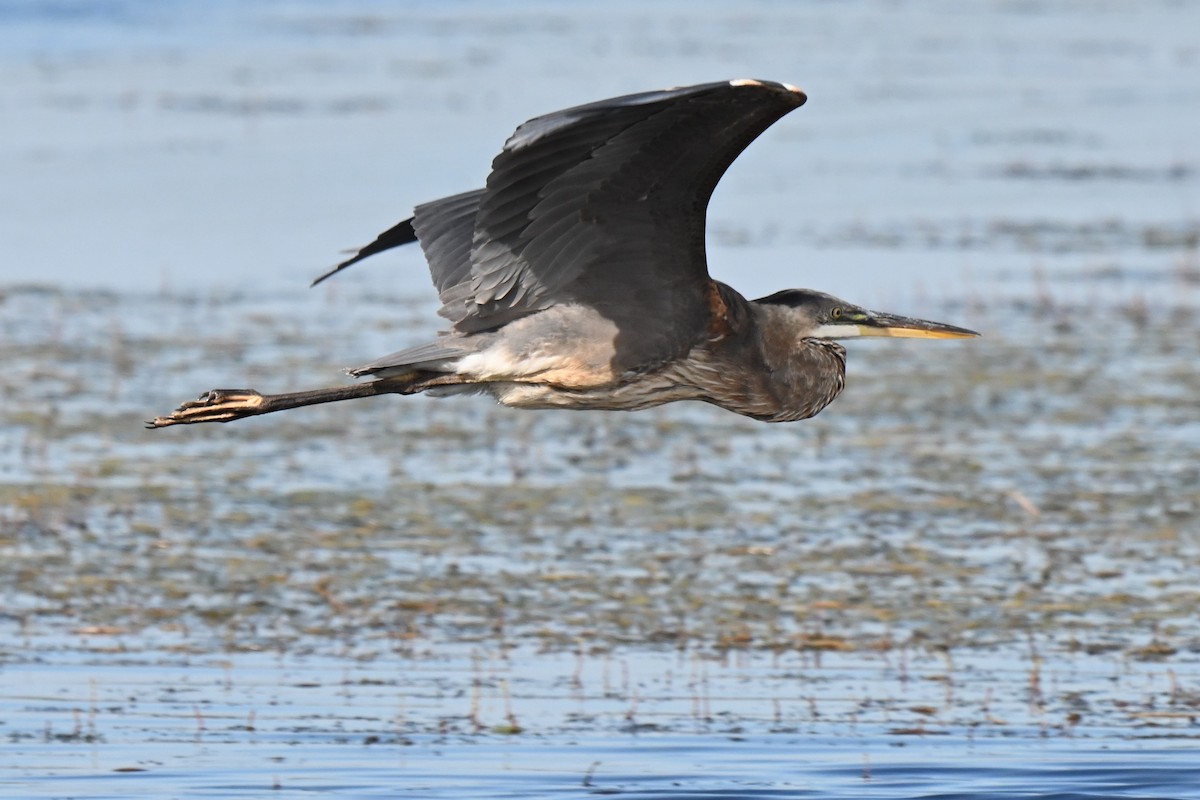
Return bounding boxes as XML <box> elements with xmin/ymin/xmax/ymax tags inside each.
<box><xmin>5</xmin><ymin>0</ymin><xmax>1196</xmax><ymax>306</ymax></box>
<box><xmin>2</xmin><ymin>2</ymin><xmax>1199</xmax><ymax>798</ymax></box>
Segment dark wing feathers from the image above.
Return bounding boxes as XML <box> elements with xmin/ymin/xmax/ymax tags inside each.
<box><xmin>451</xmin><ymin>81</ymin><xmax>805</xmax><ymax>338</ymax></box>
<box><xmin>320</xmin><ymin>80</ymin><xmax>807</xmax><ymax>365</ymax></box>
<box><xmin>410</xmin><ymin>189</ymin><xmax>485</xmax><ymax>296</ymax></box>
<box><xmin>311</xmin><ymin>189</ymin><xmax>485</xmax><ymax>291</ymax></box>
<box><xmin>311</xmin><ymin>216</ymin><xmax>417</xmax><ymax>287</ymax></box>
<box><xmin>499</xmin><ymin>84</ymin><xmax>727</xmax><ymax>151</ymax></box>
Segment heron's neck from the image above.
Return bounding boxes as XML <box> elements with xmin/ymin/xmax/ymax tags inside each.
<box><xmin>742</xmin><ymin>303</ymin><xmax>848</xmax><ymax>422</ymax></box>
<box><xmin>659</xmin><ymin>293</ymin><xmax>843</xmax><ymax>422</ymax></box>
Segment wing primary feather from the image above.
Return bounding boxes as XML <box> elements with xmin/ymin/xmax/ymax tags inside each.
<box><xmin>311</xmin><ymin>217</ymin><xmax>417</xmax><ymax>287</ymax></box>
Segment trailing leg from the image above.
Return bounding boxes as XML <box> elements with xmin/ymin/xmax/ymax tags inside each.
<box><xmin>146</xmin><ymin>373</ymin><xmax>460</xmax><ymax>428</ymax></box>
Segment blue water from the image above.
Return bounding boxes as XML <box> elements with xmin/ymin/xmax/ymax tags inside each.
<box><xmin>16</xmin><ymin>739</ymin><xmax>1200</xmax><ymax>799</ymax></box>
<box><xmin>4</xmin><ymin>644</ymin><xmax>1200</xmax><ymax>798</ymax></box>
<box><xmin>3</xmin><ymin>1</ymin><xmax>1200</xmax><ymax>798</ymax></box>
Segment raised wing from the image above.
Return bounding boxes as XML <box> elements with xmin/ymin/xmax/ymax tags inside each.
<box><xmin>318</xmin><ymin>80</ymin><xmax>807</xmax><ymax>369</ymax></box>
<box><xmin>452</xmin><ymin>80</ymin><xmax>807</xmax><ymax>344</ymax></box>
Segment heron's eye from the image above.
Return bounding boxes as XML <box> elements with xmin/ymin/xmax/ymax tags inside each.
<box><xmin>830</xmin><ymin>307</ymin><xmax>843</xmax><ymax>320</ymax></box>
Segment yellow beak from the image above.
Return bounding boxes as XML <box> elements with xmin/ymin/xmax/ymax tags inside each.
<box><xmin>856</xmin><ymin>311</ymin><xmax>979</xmax><ymax>339</ymax></box>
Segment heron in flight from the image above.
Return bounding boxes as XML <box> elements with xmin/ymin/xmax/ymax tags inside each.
<box><xmin>149</xmin><ymin>79</ymin><xmax>976</xmax><ymax>429</ymax></box>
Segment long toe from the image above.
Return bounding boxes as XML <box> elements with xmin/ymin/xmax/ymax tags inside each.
<box><xmin>146</xmin><ymin>389</ymin><xmax>265</xmax><ymax>428</ymax></box>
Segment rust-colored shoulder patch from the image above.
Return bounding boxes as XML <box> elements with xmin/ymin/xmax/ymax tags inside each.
<box><xmin>705</xmin><ymin>280</ymin><xmax>734</xmax><ymax>342</ymax></box>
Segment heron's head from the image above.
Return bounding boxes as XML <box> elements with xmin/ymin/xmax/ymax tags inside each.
<box><xmin>754</xmin><ymin>289</ymin><xmax>979</xmax><ymax>341</ymax></box>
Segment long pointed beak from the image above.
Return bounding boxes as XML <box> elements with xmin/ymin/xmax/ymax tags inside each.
<box><xmin>856</xmin><ymin>311</ymin><xmax>979</xmax><ymax>339</ymax></box>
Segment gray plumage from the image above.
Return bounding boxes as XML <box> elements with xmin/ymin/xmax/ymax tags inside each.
<box><xmin>149</xmin><ymin>80</ymin><xmax>976</xmax><ymax>430</ymax></box>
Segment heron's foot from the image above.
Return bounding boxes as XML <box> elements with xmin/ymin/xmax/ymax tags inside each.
<box><xmin>146</xmin><ymin>389</ymin><xmax>266</xmax><ymax>429</ymax></box>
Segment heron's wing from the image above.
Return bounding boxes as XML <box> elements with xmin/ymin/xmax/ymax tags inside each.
<box><xmin>411</xmin><ymin>189</ymin><xmax>487</xmax><ymax>297</ymax></box>
<box><xmin>447</xmin><ymin>79</ymin><xmax>806</xmax><ymax>369</ymax></box>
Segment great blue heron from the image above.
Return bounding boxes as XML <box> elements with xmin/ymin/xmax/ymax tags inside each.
<box><xmin>148</xmin><ymin>79</ymin><xmax>976</xmax><ymax>429</ymax></box>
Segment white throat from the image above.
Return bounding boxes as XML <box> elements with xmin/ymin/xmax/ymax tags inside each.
<box><xmin>810</xmin><ymin>322</ymin><xmax>863</xmax><ymax>340</ymax></box>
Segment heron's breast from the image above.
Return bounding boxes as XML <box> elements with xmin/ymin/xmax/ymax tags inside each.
<box><xmin>454</xmin><ymin>306</ymin><xmax>623</xmax><ymax>389</ymax></box>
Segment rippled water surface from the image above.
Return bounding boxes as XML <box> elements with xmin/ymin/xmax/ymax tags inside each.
<box><xmin>3</xmin><ymin>1</ymin><xmax>1200</xmax><ymax>798</ymax></box>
